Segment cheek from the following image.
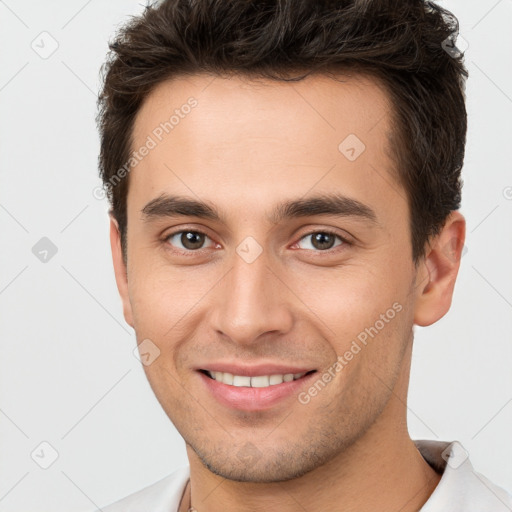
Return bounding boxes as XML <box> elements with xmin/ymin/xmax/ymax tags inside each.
<box><xmin>293</xmin><ymin>262</ymin><xmax>413</xmax><ymax>388</ymax></box>
<box><xmin>141</xmin><ymin>360</ymin><xmax>191</xmax><ymax>428</ymax></box>
<box><xmin>294</xmin><ymin>265</ymin><xmax>405</xmax><ymax>336</ymax></box>
<box><xmin>323</xmin><ymin>299</ymin><xmax>412</xmax><ymax>421</ymax></box>
<box><xmin>127</xmin><ymin>258</ymin><xmax>217</xmax><ymax>345</ymax></box>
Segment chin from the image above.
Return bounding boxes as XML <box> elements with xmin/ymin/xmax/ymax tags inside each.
<box><xmin>193</xmin><ymin>444</ymin><xmax>327</xmax><ymax>483</ymax></box>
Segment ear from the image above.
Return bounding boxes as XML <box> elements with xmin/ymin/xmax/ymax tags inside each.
<box><xmin>413</xmin><ymin>211</ymin><xmax>466</xmax><ymax>327</ymax></box>
<box><xmin>109</xmin><ymin>215</ymin><xmax>134</xmax><ymax>328</ymax></box>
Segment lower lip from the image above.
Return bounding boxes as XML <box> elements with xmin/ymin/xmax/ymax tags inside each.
<box><xmin>198</xmin><ymin>371</ymin><xmax>317</xmax><ymax>411</ymax></box>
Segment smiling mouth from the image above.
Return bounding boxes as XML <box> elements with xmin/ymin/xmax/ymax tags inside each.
<box><xmin>199</xmin><ymin>369</ymin><xmax>317</xmax><ymax>388</ymax></box>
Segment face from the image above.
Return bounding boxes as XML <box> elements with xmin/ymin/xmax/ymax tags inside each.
<box><xmin>110</xmin><ymin>72</ymin><xmax>452</xmax><ymax>482</ymax></box>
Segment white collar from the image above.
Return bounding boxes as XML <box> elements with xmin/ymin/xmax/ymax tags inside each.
<box><xmin>415</xmin><ymin>439</ymin><xmax>512</xmax><ymax>511</ymax></box>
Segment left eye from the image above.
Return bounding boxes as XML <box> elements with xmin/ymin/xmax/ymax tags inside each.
<box><xmin>165</xmin><ymin>230</ymin><xmax>215</xmax><ymax>251</ymax></box>
<box><xmin>296</xmin><ymin>232</ymin><xmax>345</xmax><ymax>251</ymax></box>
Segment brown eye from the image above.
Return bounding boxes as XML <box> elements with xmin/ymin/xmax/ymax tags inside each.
<box><xmin>165</xmin><ymin>230</ymin><xmax>213</xmax><ymax>251</ymax></box>
<box><xmin>297</xmin><ymin>231</ymin><xmax>345</xmax><ymax>251</ymax></box>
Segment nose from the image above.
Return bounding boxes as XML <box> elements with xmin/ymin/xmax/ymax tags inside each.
<box><xmin>209</xmin><ymin>245</ymin><xmax>294</xmax><ymax>346</ymax></box>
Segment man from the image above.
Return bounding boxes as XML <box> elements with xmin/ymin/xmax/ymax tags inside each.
<box><xmin>95</xmin><ymin>0</ymin><xmax>512</xmax><ymax>510</ymax></box>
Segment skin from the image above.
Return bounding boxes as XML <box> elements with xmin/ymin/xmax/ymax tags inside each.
<box><xmin>110</xmin><ymin>72</ymin><xmax>466</xmax><ymax>512</ymax></box>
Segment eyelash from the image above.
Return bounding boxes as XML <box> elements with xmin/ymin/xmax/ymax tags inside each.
<box><xmin>162</xmin><ymin>228</ymin><xmax>351</xmax><ymax>256</ymax></box>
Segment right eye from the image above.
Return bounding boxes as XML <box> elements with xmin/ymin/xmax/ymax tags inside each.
<box><xmin>164</xmin><ymin>229</ymin><xmax>217</xmax><ymax>253</ymax></box>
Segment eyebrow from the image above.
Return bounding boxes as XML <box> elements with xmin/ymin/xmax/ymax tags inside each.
<box><xmin>141</xmin><ymin>193</ymin><xmax>379</xmax><ymax>226</ymax></box>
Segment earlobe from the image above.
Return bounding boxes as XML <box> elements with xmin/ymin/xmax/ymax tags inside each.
<box><xmin>109</xmin><ymin>215</ymin><xmax>134</xmax><ymax>328</ymax></box>
<box><xmin>413</xmin><ymin>211</ymin><xmax>466</xmax><ymax>327</ymax></box>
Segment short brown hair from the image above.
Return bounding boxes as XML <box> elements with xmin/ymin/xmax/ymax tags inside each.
<box><xmin>97</xmin><ymin>0</ymin><xmax>468</xmax><ymax>264</ymax></box>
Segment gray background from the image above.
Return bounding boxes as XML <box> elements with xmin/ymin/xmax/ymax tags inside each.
<box><xmin>0</xmin><ymin>0</ymin><xmax>511</xmax><ymax>510</ymax></box>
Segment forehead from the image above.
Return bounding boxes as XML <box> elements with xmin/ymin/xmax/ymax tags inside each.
<box><xmin>128</xmin><ymin>72</ymin><xmax>400</xmax><ymax>220</ymax></box>
<box><xmin>133</xmin><ymin>71</ymin><xmax>392</xmax><ymax>146</ymax></box>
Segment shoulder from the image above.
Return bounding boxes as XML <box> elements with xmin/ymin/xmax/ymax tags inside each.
<box><xmin>97</xmin><ymin>465</ymin><xmax>190</xmax><ymax>512</ymax></box>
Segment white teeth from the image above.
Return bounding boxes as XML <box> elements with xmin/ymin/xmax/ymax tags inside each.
<box><xmin>222</xmin><ymin>372</ymin><xmax>234</xmax><ymax>385</ymax></box>
<box><xmin>206</xmin><ymin>371</ymin><xmax>308</xmax><ymax>387</ymax></box>
<box><xmin>233</xmin><ymin>375</ymin><xmax>251</xmax><ymax>387</ymax></box>
<box><xmin>251</xmin><ymin>375</ymin><xmax>270</xmax><ymax>388</ymax></box>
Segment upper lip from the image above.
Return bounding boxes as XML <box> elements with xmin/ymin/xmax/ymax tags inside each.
<box><xmin>196</xmin><ymin>362</ymin><xmax>317</xmax><ymax>377</ymax></box>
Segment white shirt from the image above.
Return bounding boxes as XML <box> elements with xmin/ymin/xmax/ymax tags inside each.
<box><xmin>98</xmin><ymin>440</ymin><xmax>512</xmax><ymax>511</ymax></box>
